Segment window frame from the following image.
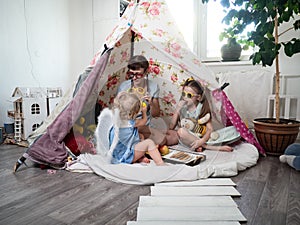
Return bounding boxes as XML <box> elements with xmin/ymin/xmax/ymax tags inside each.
<box><xmin>193</xmin><ymin>0</ymin><xmax>252</xmax><ymax>62</ymax></box>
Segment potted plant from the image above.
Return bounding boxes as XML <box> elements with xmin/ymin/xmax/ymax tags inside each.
<box><xmin>219</xmin><ymin>19</ymin><xmax>254</xmax><ymax>61</ymax></box>
<box><xmin>202</xmin><ymin>0</ymin><xmax>300</xmax><ymax>155</ymax></box>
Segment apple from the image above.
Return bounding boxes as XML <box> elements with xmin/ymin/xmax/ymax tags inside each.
<box><xmin>159</xmin><ymin>145</ymin><xmax>169</xmax><ymax>156</ymax></box>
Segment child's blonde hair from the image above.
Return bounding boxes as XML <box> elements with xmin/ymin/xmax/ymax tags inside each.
<box><xmin>113</xmin><ymin>91</ymin><xmax>141</xmax><ymax>120</ymax></box>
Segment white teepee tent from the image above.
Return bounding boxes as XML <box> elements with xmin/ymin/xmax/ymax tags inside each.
<box><xmin>14</xmin><ymin>0</ymin><xmax>263</xmax><ymax>181</ymax></box>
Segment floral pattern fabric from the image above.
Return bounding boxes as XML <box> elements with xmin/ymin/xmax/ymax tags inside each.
<box><xmin>89</xmin><ymin>0</ymin><xmax>217</xmax><ymax>115</ymax></box>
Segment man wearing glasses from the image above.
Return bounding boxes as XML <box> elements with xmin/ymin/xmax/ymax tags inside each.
<box><xmin>117</xmin><ymin>55</ymin><xmax>164</xmax><ymax>145</ymax></box>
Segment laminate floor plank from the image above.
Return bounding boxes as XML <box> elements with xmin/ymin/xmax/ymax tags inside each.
<box><xmin>231</xmin><ymin>156</ymin><xmax>273</xmax><ymax>224</ymax></box>
<box><xmin>48</xmin><ymin>183</ymin><xmax>150</xmax><ymax>224</ymax></box>
<box><xmin>155</xmin><ymin>178</ymin><xmax>236</xmax><ymax>186</ymax></box>
<box><xmin>137</xmin><ymin>206</ymin><xmax>247</xmax><ymax>221</ymax></box>
<box><xmin>0</xmin><ymin>168</ymin><xmax>96</xmax><ymax>209</ymax></box>
<box><xmin>286</xmin><ymin>168</ymin><xmax>300</xmax><ymax>225</ymax></box>
<box><xmin>127</xmin><ymin>221</ymin><xmax>241</xmax><ymax>225</ymax></box>
<box><xmin>1</xmin><ymin>144</ymin><xmax>300</xmax><ymax>225</ymax></box>
<box><xmin>151</xmin><ymin>186</ymin><xmax>241</xmax><ymax>196</ymax></box>
<box><xmin>138</xmin><ymin>196</ymin><xmax>237</xmax><ymax>207</ymax></box>
<box><xmin>248</xmin><ymin>157</ymin><xmax>290</xmax><ymax>225</ymax></box>
<box><xmin>0</xmin><ymin>174</ymin><xmax>102</xmax><ymax>224</ymax></box>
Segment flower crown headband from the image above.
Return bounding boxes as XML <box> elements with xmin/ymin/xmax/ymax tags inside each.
<box><xmin>180</xmin><ymin>76</ymin><xmax>206</xmax><ymax>100</ymax></box>
<box><xmin>180</xmin><ymin>76</ymin><xmax>195</xmax><ymax>86</ymax></box>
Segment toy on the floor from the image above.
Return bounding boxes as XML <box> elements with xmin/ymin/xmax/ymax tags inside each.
<box><xmin>64</xmin><ymin>115</ymin><xmax>97</xmax><ymax>156</ymax></box>
<box><xmin>73</xmin><ymin>116</ymin><xmax>97</xmax><ymax>137</ymax></box>
<box><xmin>279</xmin><ymin>143</ymin><xmax>300</xmax><ymax>171</ymax></box>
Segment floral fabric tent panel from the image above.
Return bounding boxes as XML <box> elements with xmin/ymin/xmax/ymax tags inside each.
<box><xmin>93</xmin><ymin>0</ymin><xmax>221</xmax><ymax>120</ymax></box>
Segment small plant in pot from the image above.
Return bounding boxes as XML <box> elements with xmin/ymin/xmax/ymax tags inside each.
<box><xmin>202</xmin><ymin>0</ymin><xmax>300</xmax><ymax>155</ymax></box>
<box><xmin>219</xmin><ymin>20</ymin><xmax>254</xmax><ymax>61</ymax></box>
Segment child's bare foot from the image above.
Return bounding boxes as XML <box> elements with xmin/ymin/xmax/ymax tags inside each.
<box><xmin>219</xmin><ymin>146</ymin><xmax>233</xmax><ymax>152</ymax></box>
<box><xmin>156</xmin><ymin>160</ymin><xmax>166</xmax><ymax>166</ymax></box>
<box><xmin>138</xmin><ymin>156</ymin><xmax>150</xmax><ymax>163</ymax></box>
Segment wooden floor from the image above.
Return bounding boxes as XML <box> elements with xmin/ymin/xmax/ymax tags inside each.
<box><xmin>0</xmin><ymin>143</ymin><xmax>299</xmax><ymax>225</ymax></box>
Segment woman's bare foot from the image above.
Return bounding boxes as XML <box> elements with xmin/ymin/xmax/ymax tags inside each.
<box><xmin>138</xmin><ymin>156</ymin><xmax>150</xmax><ymax>163</ymax></box>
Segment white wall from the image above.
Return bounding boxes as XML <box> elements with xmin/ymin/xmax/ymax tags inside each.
<box><xmin>0</xmin><ymin>0</ymin><xmax>119</xmax><ymax>127</ymax></box>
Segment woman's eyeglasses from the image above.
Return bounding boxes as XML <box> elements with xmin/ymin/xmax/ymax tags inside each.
<box><xmin>126</xmin><ymin>71</ymin><xmax>145</xmax><ymax>79</ymax></box>
<box><xmin>181</xmin><ymin>91</ymin><xmax>199</xmax><ymax>98</ymax></box>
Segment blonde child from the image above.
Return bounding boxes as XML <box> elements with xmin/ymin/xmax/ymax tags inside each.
<box><xmin>109</xmin><ymin>91</ymin><xmax>165</xmax><ymax>165</ymax></box>
<box><xmin>117</xmin><ymin>55</ymin><xmax>162</xmax><ymax>143</ymax></box>
<box><xmin>166</xmin><ymin>77</ymin><xmax>233</xmax><ymax>152</ymax></box>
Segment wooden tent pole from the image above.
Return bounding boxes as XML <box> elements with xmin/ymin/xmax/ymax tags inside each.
<box><xmin>130</xmin><ymin>30</ymin><xmax>135</xmax><ymax>58</ymax></box>
<box><xmin>130</xmin><ymin>0</ymin><xmax>139</xmax><ymax>57</ymax></box>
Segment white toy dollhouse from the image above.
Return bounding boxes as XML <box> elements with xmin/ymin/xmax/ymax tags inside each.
<box><xmin>7</xmin><ymin>87</ymin><xmax>62</xmax><ymax>142</ymax></box>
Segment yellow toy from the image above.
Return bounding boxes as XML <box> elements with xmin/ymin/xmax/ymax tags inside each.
<box><xmin>181</xmin><ymin>117</ymin><xmax>206</xmax><ymax>137</ymax></box>
<box><xmin>181</xmin><ymin>113</ymin><xmax>211</xmax><ymax>137</ymax></box>
<box><xmin>73</xmin><ymin>116</ymin><xmax>86</xmax><ymax>134</ymax></box>
<box><xmin>180</xmin><ymin>113</ymin><xmax>219</xmax><ymax>141</ymax></box>
<box><xmin>73</xmin><ymin>116</ymin><xmax>96</xmax><ymax>139</ymax></box>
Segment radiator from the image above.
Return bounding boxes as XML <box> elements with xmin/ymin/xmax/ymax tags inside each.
<box><xmin>267</xmin><ymin>95</ymin><xmax>300</xmax><ymax>121</ymax></box>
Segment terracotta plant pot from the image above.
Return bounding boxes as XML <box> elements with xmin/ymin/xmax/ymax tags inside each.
<box><xmin>253</xmin><ymin>118</ymin><xmax>300</xmax><ymax>156</ymax></box>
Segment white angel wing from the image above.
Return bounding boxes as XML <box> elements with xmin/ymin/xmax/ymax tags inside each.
<box><xmin>95</xmin><ymin>108</ymin><xmax>114</xmax><ymax>157</ymax></box>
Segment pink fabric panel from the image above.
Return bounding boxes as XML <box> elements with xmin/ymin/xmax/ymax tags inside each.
<box><xmin>213</xmin><ymin>89</ymin><xmax>265</xmax><ymax>155</ymax></box>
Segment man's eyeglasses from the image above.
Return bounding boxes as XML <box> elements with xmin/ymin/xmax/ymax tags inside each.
<box><xmin>126</xmin><ymin>71</ymin><xmax>145</xmax><ymax>79</ymax></box>
<box><xmin>181</xmin><ymin>91</ymin><xmax>199</xmax><ymax>98</ymax></box>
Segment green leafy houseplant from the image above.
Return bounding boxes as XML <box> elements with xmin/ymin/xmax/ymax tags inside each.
<box><xmin>202</xmin><ymin>0</ymin><xmax>300</xmax><ymax>154</ymax></box>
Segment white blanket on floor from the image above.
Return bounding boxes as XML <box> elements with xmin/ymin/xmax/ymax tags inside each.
<box><xmin>66</xmin><ymin>142</ymin><xmax>259</xmax><ymax>185</ymax></box>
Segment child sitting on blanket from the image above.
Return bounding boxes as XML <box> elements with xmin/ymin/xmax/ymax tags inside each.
<box><xmin>109</xmin><ymin>91</ymin><xmax>165</xmax><ymax>165</ymax></box>
<box><xmin>164</xmin><ymin>77</ymin><xmax>233</xmax><ymax>152</ymax></box>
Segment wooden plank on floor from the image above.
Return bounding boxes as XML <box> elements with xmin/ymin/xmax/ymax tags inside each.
<box><xmin>287</xmin><ymin>168</ymin><xmax>300</xmax><ymax>225</ymax></box>
<box><xmin>151</xmin><ymin>186</ymin><xmax>241</xmax><ymax>197</ymax></box>
<box><xmin>139</xmin><ymin>196</ymin><xmax>237</xmax><ymax>207</ymax></box>
<box><xmin>127</xmin><ymin>221</ymin><xmax>241</xmax><ymax>225</ymax></box>
<box><xmin>136</xmin><ymin>206</ymin><xmax>247</xmax><ymax>221</ymax></box>
<box><xmin>250</xmin><ymin>157</ymin><xmax>291</xmax><ymax>225</ymax></box>
<box><xmin>155</xmin><ymin>178</ymin><xmax>236</xmax><ymax>187</ymax></box>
